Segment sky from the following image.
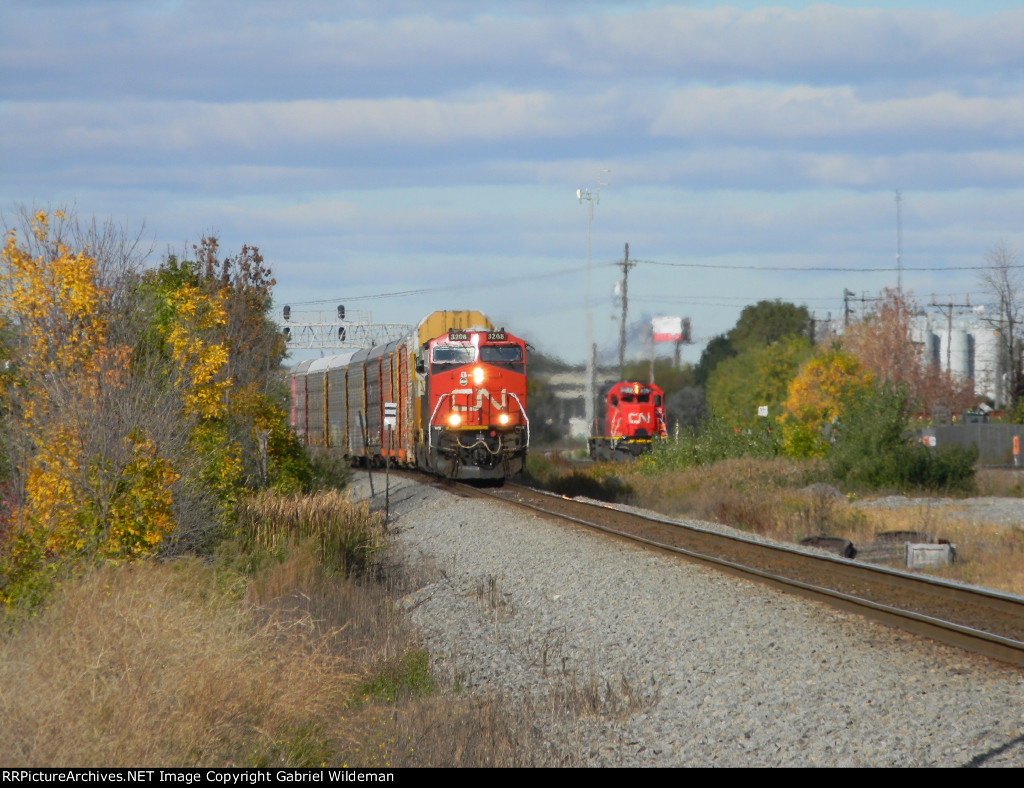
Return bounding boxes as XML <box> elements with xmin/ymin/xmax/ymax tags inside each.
<box><xmin>3</xmin><ymin>0</ymin><xmax>1024</xmax><ymax>367</ymax></box>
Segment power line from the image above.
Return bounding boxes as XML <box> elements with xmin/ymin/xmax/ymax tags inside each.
<box><xmin>283</xmin><ymin>263</ymin><xmax>593</xmax><ymax>307</ymax></box>
<box><xmin>632</xmin><ymin>294</ymin><xmax>841</xmax><ymax>304</ymax></box>
<box><xmin>618</xmin><ymin>258</ymin><xmax>1018</xmax><ymax>273</ymax></box>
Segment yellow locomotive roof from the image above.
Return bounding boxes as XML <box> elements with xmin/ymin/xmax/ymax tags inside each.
<box><xmin>415</xmin><ymin>310</ymin><xmax>493</xmax><ymax>347</ymax></box>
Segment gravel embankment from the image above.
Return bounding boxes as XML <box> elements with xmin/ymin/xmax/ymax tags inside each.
<box><xmin>350</xmin><ymin>472</ymin><xmax>1024</xmax><ymax>767</ymax></box>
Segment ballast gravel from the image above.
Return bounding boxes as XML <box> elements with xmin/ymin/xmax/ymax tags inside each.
<box><xmin>349</xmin><ymin>472</ymin><xmax>1024</xmax><ymax>768</ymax></box>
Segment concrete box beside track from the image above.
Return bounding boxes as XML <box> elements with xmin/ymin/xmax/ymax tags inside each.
<box><xmin>905</xmin><ymin>543</ymin><xmax>954</xmax><ymax>569</ymax></box>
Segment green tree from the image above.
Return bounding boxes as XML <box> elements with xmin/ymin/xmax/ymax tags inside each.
<box><xmin>729</xmin><ymin>300</ymin><xmax>812</xmax><ymax>350</ymax></box>
<box><xmin>696</xmin><ymin>300</ymin><xmax>812</xmax><ymax>386</ymax></box>
<box><xmin>695</xmin><ymin>334</ymin><xmax>736</xmax><ymax>387</ymax></box>
<box><xmin>706</xmin><ymin>336</ymin><xmax>812</xmax><ymax>428</ymax></box>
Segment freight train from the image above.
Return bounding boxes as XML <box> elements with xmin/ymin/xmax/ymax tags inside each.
<box><xmin>289</xmin><ymin>310</ymin><xmax>529</xmax><ymax>481</ymax></box>
<box><xmin>588</xmin><ymin>380</ymin><xmax>667</xmax><ymax>461</ymax></box>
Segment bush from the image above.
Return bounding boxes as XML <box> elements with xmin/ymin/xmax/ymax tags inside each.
<box><xmin>827</xmin><ymin>383</ymin><xmax>976</xmax><ymax>493</ymax></box>
<box><xmin>640</xmin><ymin>414</ymin><xmax>780</xmax><ymax>473</ymax></box>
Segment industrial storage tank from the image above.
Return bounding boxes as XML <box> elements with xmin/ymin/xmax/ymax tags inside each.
<box><xmin>949</xmin><ymin>328</ymin><xmax>972</xmax><ymax>380</ymax></box>
<box><xmin>972</xmin><ymin>325</ymin><xmax>1003</xmax><ymax>406</ymax></box>
<box><xmin>912</xmin><ymin>320</ymin><xmax>940</xmax><ymax>369</ymax></box>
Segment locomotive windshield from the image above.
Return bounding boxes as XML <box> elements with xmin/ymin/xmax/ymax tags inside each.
<box><xmin>432</xmin><ymin>346</ymin><xmax>475</xmax><ymax>364</ymax></box>
<box><xmin>480</xmin><ymin>345</ymin><xmax>522</xmax><ymax>363</ymax></box>
<box><xmin>430</xmin><ymin>339</ymin><xmax>524</xmax><ymax>373</ymax></box>
<box><xmin>431</xmin><ymin>344</ymin><xmax>474</xmax><ymax>374</ymax></box>
<box><xmin>481</xmin><ymin>344</ymin><xmax>524</xmax><ymax>372</ymax></box>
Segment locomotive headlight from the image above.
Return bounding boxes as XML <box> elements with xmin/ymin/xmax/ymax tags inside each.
<box><xmin>498</xmin><ymin>413</ymin><xmax>510</xmax><ymax>425</ymax></box>
<box><xmin>473</xmin><ymin>366</ymin><xmax>485</xmax><ymax>385</ymax></box>
<box><xmin>448</xmin><ymin>413</ymin><xmax>462</xmax><ymax>426</ymax></box>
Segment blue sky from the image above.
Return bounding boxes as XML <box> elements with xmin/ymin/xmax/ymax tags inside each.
<box><xmin>3</xmin><ymin>1</ymin><xmax>1023</xmax><ymax>365</ymax></box>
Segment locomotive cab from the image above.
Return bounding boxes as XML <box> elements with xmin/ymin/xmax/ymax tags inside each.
<box><xmin>588</xmin><ymin>381</ymin><xmax>666</xmax><ymax>461</ymax></box>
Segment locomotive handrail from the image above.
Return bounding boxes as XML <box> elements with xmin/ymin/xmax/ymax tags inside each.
<box><xmin>508</xmin><ymin>391</ymin><xmax>529</xmax><ymax>448</ymax></box>
<box><xmin>427</xmin><ymin>392</ymin><xmax>451</xmax><ymax>452</ymax></box>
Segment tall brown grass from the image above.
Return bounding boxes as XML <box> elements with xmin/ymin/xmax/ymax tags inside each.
<box><xmin>235</xmin><ymin>490</ymin><xmax>386</xmax><ymax>575</ymax></box>
<box><xmin>0</xmin><ymin>491</ymin><xmax>589</xmax><ymax>767</ymax></box>
<box><xmin>533</xmin><ymin>456</ymin><xmax>1024</xmax><ymax>597</ymax></box>
<box><xmin>0</xmin><ymin>558</ymin><xmax>360</xmax><ymax>766</ymax></box>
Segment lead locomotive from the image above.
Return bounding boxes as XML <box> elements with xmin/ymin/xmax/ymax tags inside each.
<box><xmin>290</xmin><ymin>310</ymin><xmax>528</xmax><ymax>481</ymax></box>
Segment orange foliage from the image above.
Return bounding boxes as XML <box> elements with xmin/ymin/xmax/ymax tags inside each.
<box><xmin>841</xmin><ymin>289</ymin><xmax>977</xmax><ymax>414</ymax></box>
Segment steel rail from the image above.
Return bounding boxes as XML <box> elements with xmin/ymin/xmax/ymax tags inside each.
<box><xmin>458</xmin><ymin>481</ymin><xmax>1024</xmax><ymax>667</ymax></box>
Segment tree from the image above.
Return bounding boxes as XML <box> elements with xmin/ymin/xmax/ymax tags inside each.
<box><xmin>706</xmin><ymin>336</ymin><xmax>812</xmax><ymax>428</ymax></box>
<box><xmin>695</xmin><ymin>300</ymin><xmax>812</xmax><ymax>386</ymax></box>
<box><xmin>0</xmin><ymin>212</ymin><xmax>305</xmax><ymax>606</ymax></box>
<box><xmin>978</xmin><ymin>241</ymin><xmax>1024</xmax><ymax>412</ymax></box>
<box><xmin>781</xmin><ymin>347</ymin><xmax>873</xmax><ymax>458</ymax></box>
<box><xmin>695</xmin><ymin>334</ymin><xmax>735</xmax><ymax>387</ymax></box>
<box><xmin>828</xmin><ymin>382</ymin><xmax>976</xmax><ymax>492</ymax></box>
<box><xmin>0</xmin><ymin>211</ymin><xmax>178</xmax><ymax>603</ymax></box>
<box><xmin>729</xmin><ymin>300</ymin><xmax>813</xmax><ymax>350</ymax></box>
<box><xmin>841</xmin><ymin>289</ymin><xmax>977</xmax><ymax>416</ymax></box>
<box><xmin>185</xmin><ymin>238</ymin><xmax>294</xmax><ymax>490</ymax></box>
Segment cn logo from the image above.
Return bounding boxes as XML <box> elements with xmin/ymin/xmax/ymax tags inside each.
<box><xmin>452</xmin><ymin>388</ymin><xmax>507</xmax><ymax>412</ymax></box>
<box><xmin>627</xmin><ymin>413</ymin><xmax>651</xmax><ymax>425</ymax></box>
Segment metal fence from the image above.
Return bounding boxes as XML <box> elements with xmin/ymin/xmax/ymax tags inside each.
<box><xmin>915</xmin><ymin>423</ymin><xmax>1024</xmax><ymax>466</ymax></box>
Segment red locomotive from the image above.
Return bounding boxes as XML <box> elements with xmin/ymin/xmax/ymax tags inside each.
<box><xmin>588</xmin><ymin>380</ymin><xmax>667</xmax><ymax>461</ymax></box>
<box><xmin>290</xmin><ymin>310</ymin><xmax>528</xmax><ymax>481</ymax></box>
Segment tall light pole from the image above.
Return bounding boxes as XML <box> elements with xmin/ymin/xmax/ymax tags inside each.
<box><xmin>895</xmin><ymin>189</ymin><xmax>903</xmax><ymax>295</ymax></box>
<box><xmin>577</xmin><ymin>169</ymin><xmax>609</xmax><ymax>435</ymax></box>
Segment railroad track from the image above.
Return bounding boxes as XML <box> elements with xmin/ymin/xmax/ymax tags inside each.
<box><xmin>444</xmin><ymin>479</ymin><xmax>1024</xmax><ymax>668</ymax></box>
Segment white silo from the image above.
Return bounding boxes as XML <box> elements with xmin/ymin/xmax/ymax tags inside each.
<box><xmin>911</xmin><ymin>314</ymin><xmax>940</xmax><ymax>369</ymax></box>
<box><xmin>949</xmin><ymin>328</ymin><xmax>971</xmax><ymax>380</ymax></box>
<box><xmin>972</xmin><ymin>322</ymin><xmax>1003</xmax><ymax>406</ymax></box>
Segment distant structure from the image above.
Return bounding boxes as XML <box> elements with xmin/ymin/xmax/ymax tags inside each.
<box><xmin>910</xmin><ymin>307</ymin><xmax>1005</xmax><ymax>407</ymax></box>
<box><xmin>836</xmin><ymin>292</ymin><xmax>1011</xmax><ymax>410</ymax></box>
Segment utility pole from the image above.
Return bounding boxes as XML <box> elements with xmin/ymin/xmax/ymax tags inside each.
<box><xmin>931</xmin><ymin>294</ymin><xmax>972</xmax><ymax>373</ymax></box>
<box><xmin>617</xmin><ymin>242</ymin><xmax>635</xmax><ymax>380</ymax></box>
<box><xmin>843</xmin><ymin>289</ymin><xmax>855</xmax><ymax>329</ymax></box>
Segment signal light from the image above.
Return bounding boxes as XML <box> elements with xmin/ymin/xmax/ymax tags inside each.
<box><xmin>448</xmin><ymin>413</ymin><xmax>461</xmax><ymax>426</ymax></box>
<box><xmin>498</xmin><ymin>413</ymin><xmax>510</xmax><ymax>425</ymax></box>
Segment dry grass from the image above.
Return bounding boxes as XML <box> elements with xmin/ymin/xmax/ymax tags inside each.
<box><xmin>0</xmin><ymin>492</ymin><xmax>595</xmax><ymax>767</ymax></box>
<box><xmin>541</xmin><ymin>457</ymin><xmax>1024</xmax><ymax>597</ymax></box>
<box><xmin>976</xmin><ymin>468</ymin><xmax>1024</xmax><ymax>497</ymax></box>
<box><xmin>0</xmin><ymin>557</ymin><xmax>360</xmax><ymax>767</ymax></box>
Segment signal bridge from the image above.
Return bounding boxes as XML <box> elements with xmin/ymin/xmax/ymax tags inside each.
<box><xmin>278</xmin><ymin>306</ymin><xmax>411</xmax><ymax>350</ymax></box>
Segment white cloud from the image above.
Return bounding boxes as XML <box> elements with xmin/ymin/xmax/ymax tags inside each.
<box><xmin>4</xmin><ymin>1</ymin><xmax>1024</xmax><ymax>362</ymax></box>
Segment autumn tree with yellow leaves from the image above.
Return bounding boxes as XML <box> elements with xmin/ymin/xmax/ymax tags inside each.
<box><xmin>780</xmin><ymin>347</ymin><xmax>874</xmax><ymax>458</ymax></box>
<box><xmin>0</xmin><ymin>210</ymin><xmax>307</xmax><ymax>607</ymax></box>
<box><xmin>0</xmin><ymin>211</ymin><xmax>180</xmax><ymax>604</ymax></box>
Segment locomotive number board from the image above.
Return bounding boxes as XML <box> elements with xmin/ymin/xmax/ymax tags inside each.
<box><xmin>447</xmin><ymin>330</ymin><xmax>507</xmax><ymax>342</ymax></box>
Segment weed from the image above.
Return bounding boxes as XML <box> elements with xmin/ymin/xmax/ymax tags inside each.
<box><xmin>357</xmin><ymin>649</ymin><xmax>436</xmax><ymax>705</ymax></box>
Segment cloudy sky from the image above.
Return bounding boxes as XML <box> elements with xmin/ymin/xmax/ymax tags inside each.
<box><xmin>3</xmin><ymin>0</ymin><xmax>1024</xmax><ymax>366</ymax></box>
